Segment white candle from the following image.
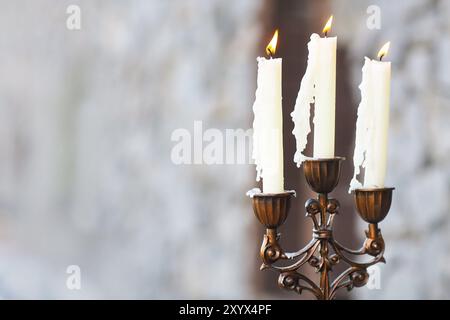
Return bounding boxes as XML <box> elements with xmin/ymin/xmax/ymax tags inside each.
<box><xmin>252</xmin><ymin>30</ymin><xmax>284</xmax><ymax>193</ymax></box>
<box><xmin>350</xmin><ymin>42</ymin><xmax>391</xmax><ymax>191</ymax></box>
<box><xmin>313</xmin><ymin>35</ymin><xmax>336</xmax><ymax>158</ymax></box>
<box><xmin>292</xmin><ymin>16</ymin><xmax>336</xmax><ymax>166</ymax></box>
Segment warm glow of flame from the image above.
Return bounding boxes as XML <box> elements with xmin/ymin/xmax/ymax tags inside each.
<box><xmin>322</xmin><ymin>15</ymin><xmax>333</xmax><ymax>35</ymax></box>
<box><xmin>377</xmin><ymin>42</ymin><xmax>390</xmax><ymax>60</ymax></box>
<box><xmin>266</xmin><ymin>30</ymin><xmax>279</xmax><ymax>57</ymax></box>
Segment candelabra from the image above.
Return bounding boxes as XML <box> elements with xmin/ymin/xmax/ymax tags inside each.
<box><xmin>250</xmin><ymin>157</ymin><xmax>394</xmax><ymax>300</ymax></box>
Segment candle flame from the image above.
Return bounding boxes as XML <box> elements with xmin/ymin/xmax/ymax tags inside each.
<box><xmin>322</xmin><ymin>15</ymin><xmax>333</xmax><ymax>35</ymax></box>
<box><xmin>377</xmin><ymin>42</ymin><xmax>390</xmax><ymax>60</ymax></box>
<box><xmin>266</xmin><ymin>30</ymin><xmax>279</xmax><ymax>57</ymax></box>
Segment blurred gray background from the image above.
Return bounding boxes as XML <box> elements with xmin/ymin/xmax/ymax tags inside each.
<box><xmin>0</xmin><ymin>0</ymin><xmax>448</xmax><ymax>299</ymax></box>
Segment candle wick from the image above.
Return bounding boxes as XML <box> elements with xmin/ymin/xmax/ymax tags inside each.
<box><xmin>268</xmin><ymin>48</ymin><xmax>273</xmax><ymax>59</ymax></box>
<box><xmin>324</xmin><ymin>31</ymin><xmax>328</xmax><ymax>38</ymax></box>
<box><xmin>379</xmin><ymin>54</ymin><xmax>384</xmax><ymax>61</ymax></box>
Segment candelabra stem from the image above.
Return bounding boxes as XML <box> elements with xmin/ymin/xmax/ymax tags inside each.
<box><xmin>317</xmin><ymin>193</ymin><xmax>331</xmax><ymax>299</ymax></box>
<box><xmin>319</xmin><ymin>239</ymin><xmax>330</xmax><ymax>300</ymax></box>
<box><xmin>318</xmin><ymin>193</ymin><xmax>327</xmax><ymax>226</ymax></box>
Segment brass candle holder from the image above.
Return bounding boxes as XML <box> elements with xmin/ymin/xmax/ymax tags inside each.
<box><xmin>251</xmin><ymin>157</ymin><xmax>394</xmax><ymax>300</ymax></box>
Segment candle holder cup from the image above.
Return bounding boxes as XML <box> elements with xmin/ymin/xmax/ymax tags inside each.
<box><xmin>252</xmin><ymin>191</ymin><xmax>296</xmax><ymax>229</ymax></box>
<box><xmin>353</xmin><ymin>187</ymin><xmax>394</xmax><ymax>224</ymax></box>
<box><xmin>252</xmin><ymin>191</ymin><xmax>296</xmax><ymax>265</ymax></box>
<box><xmin>354</xmin><ymin>187</ymin><xmax>394</xmax><ymax>256</ymax></box>
<box><xmin>250</xmin><ymin>157</ymin><xmax>394</xmax><ymax>300</ymax></box>
<box><xmin>303</xmin><ymin>157</ymin><xmax>344</xmax><ymax>194</ymax></box>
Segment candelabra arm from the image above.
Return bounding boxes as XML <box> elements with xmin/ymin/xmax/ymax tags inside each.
<box><xmin>275</xmin><ymin>239</ymin><xmax>320</xmax><ymax>272</ymax></box>
<box><xmin>260</xmin><ymin>232</ymin><xmax>321</xmax><ymax>272</ymax></box>
<box><xmin>284</xmin><ymin>238</ymin><xmax>318</xmax><ymax>260</ymax></box>
<box><xmin>330</xmin><ymin>235</ymin><xmax>386</xmax><ymax>269</ymax></box>
<box><xmin>333</xmin><ymin>244</ymin><xmax>385</xmax><ymax>269</ymax></box>
<box><xmin>331</xmin><ymin>222</ymin><xmax>386</xmax><ymax>263</ymax></box>
<box><xmin>333</xmin><ymin>239</ymin><xmax>366</xmax><ymax>255</ymax></box>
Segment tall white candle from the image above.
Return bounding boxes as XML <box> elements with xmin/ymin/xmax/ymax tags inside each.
<box><xmin>292</xmin><ymin>16</ymin><xmax>336</xmax><ymax>166</ymax></box>
<box><xmin>252</xmin><ymin>31</ymin><xmax>284</xmax><ymax>193</ymax></box>
<box><xmin>350</xmin><ymin>42</ymin><xmax>391</xmax><ymax>191</ymax></box>
<box><xmin>313</xmin><ymin>35</ymin><xmax>336</xmax><ymax>158</ymax></box>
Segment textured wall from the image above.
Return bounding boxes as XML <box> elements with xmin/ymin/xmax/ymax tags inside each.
<box><xmin>333</xmin><ymin>0</ymin><xmax>450</xmax><ymax>299</ymax></box>
<box><xmin>0</xmin><ymin>0</ymin><xmax>263</xmax><ymax>298</ymax></box>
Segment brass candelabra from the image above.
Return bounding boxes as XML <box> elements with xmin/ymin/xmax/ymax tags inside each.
<box><xmin>250</xmin><ymin>157</ymin><xmax>394</xmax><ymax>300</ymax></box>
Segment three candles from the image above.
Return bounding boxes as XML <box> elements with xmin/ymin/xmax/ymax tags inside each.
<box><xmin>251</xmin><ymin>17</ymin><xmax>392</xmax><ymax>193</ymax></box>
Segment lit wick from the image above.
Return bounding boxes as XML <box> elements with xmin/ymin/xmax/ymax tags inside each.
<box><xmin>266</xmin><ymin>29</ymin><xmax>279</xmax><ymax>59</ymax></box>
<box><xmin>377</xmin><ymin>41</ymin><xmax>391</xmax><ymax>62</ymax></box>
<box><xmin>322</xmin><ymin>15</ymin><xmax>333</xmax><ymax>38</ymax></box>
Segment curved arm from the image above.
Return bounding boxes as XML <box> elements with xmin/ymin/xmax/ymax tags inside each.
<box><xmin>334</xmin><ymin>223</ymin><xmax>385</xmax><ymax>256</ymax></box>
<box><xmin>284</xmin><ymin>238</ymin><xmax>318</xmax><ymax>260</ymax></box>
<box><xmin>333</xmin><ymin>239</ymin><xmax>366</xmax><ymax>256</ymax></box>
<box><xmin>330</xmin><ymin>240</ymin><xmax>385</xmax><ymax>269</ymax></box>
<box><xmin>268</xmin><ymin>239</ymin><xmax>321</xmax><ymax>272</ymax></box>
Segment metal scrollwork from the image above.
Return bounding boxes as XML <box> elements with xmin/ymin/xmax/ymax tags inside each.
<box><xmin>258</xmin><ymin>194</ymin><xmax>386</xmax><ymax>300</ymax></box>
<box><xmin>252</xmin><ymin>158</ymin><xmax>394</xmax><ymax>300</ymax></box>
